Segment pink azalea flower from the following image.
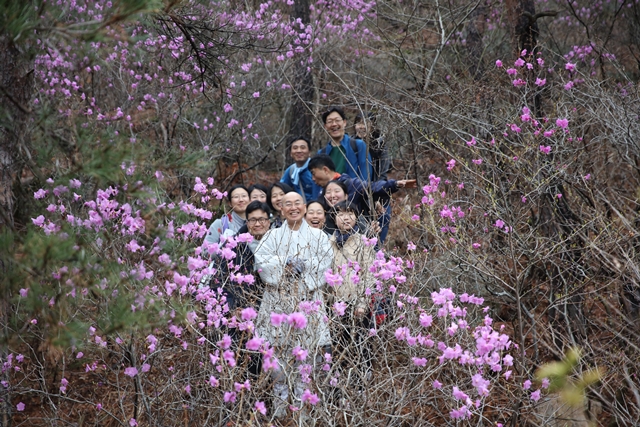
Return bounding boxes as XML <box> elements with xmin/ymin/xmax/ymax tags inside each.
<box><xmin>412</xmin><ymin>357</ymin><xmax>427</xmax><ymax>366</ymax></box>
<box><xmin>270</xmin><ymin>312</ymin><xmax>287</xmax><ymax>327</ymax></box>
<box><xmin>255</xmin><ymin>401</ymin><xmax>267</xmax><ymax>415</ymax></box>
<box><xmin>446</xmin><ymin>159</ymin><xmax>456</xmax><ymax>170</ymax></box>
<box><xmin>539</xmin><ymin>145</ymin><xmax>551</xmax><ymax>154</ymax></box>
<box><xmin>556</xmin><ymin>118</ymin><xmax>569</xmax><ymax>128</ymax></box>
<box><xmin>245</xmin><ymin>337</ymin><xmax>264</xmax><ymax>351</ymax></box>
<box><xmin>495</xmin><ymin>59</ymin><xmax>503</xmax><ymax>67</ymax></box>
<box><xmin>301</xmin><ymin>389</ymin><xmax>319</xmax><ymax>405</ymax></box>
<box><xmin>419</xmin><ymin>313</ymin><xmax>433</xmax><ymax>328</ymax></box>
<box><xmin>17</xmin><ymin>402</ymin><xmax>25</xmax><ymax>411</ymax></box>
<box><xmin>241</xmin><ymin>307</ymin><xmax>257</xmax><ymax>321</ymax></box>
<box><xmin>292</xmin><ymin>346</ymin><xmax>308</xmax><ymax>361</ymax></box>
<box><xmin>333</xmin><ymin>301</ymin><xmax>347</xmax><ymax>316</ymax></box>
<box><xmin>288</xmin><ymin>312</ymin><xmax>307</xmax><ymax>329</ymax></box>
<box><xmin>531</xmin><ymin>389</ymin><xmax>541</xmax><ymax>401</ymax></box>
<box><xmin>124</xmin><ymin>367</ymin><xmax>138</xmax><ymax>377</ymax></box>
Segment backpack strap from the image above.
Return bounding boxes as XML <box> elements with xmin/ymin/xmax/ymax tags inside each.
<box><xmin>221</xmin><ymin>213</ymin><xmax>230</xmax><ymax>234</ymax></box>
<box><xmin>350</xmin><ymin>137</ymin><xmax>358</xmax><ymax>155</ymax></box>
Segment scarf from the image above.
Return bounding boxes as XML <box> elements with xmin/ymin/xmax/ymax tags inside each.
<box><xmin>334</xmin><ymin>225</ymin><xmax>359</xmax><ymax>248</ymax></box>
<box><xmin>230</xmin><ymin>211</ymin><xmax>246</xmax><ymax>232</ymax></box>
<box><xmin>290</xmin><ymin>158</ymin><xmax>310</xmax><ymax>186</ymax></box>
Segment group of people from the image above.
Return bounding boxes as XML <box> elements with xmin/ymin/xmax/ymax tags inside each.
<box><xmin>201</xmin><ymin>107</ymin><xmax>416</xmax><ymax>418</ymax></box>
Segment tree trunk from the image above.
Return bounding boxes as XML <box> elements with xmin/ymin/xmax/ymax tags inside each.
<box><xmin>0</xmin><ymin>36</ymin><xmax>33</xmax><ymax>231</ymax></box>
<box><xmin>0</xmin><ymin>34</ymin><xmax>32</xmax><ymax>427</ymax></box>
<box><xmin>465</xmin><ymin>5</ymin><xmax>486</xmax><ymax>80</ymax></box>
<box><xmin>505</xmin><ymin>0</ymin><xmax>539</xmax><ymax>55</ymax></box>
<box><xmin>286</xmin><ymin>0</ymin><xmax>314</xmax><ymax>163</ymax></box>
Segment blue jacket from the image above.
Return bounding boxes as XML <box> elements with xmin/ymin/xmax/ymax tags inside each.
<box><xmin>319</xmin><ymin>135</ymin><xmax>372</xmax><ymax>182</ymax></box>
<box><xmin>280</xmin><ymin>162</ymin><xmax>320</xmax><ymax>202</ymax></box>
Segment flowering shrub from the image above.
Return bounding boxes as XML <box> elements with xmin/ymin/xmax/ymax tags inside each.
<box><xmin>3</xmin><ymin>173</ymin><xmax>530</xmax><ymax>425</ymax></box>
<box><xmin>2</xmin><ymin>0</ymin><xmax>639</xmax><ymax>425</ymax></box>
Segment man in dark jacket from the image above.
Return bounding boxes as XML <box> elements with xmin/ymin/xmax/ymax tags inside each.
<box><xmin>308</xmin><ymin>155</ymin><xmax>416</xmax><ymax>244</ymax></box>
<box><xmin>223</xmin><ymin>201</ymin><xmax>271</xmax><ymax>312</ymax></box>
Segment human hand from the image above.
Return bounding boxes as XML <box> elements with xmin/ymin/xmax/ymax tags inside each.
<box><xmin>374</xmin><ymin>201</ymin><xmax>385</xmax><ymax>217</ymax></box>
<box><xmin>397</xmin><ymin>179</ymin><xmax>417</xmax><ymax>188</ymax></box>
<box><xmin>286</xmin><ymin>257</ymin><xmax>306</xmax><ymax>275</ymax></box>
<box><xmin>369</xmin><ymin>220</ymin><xmax>381</xmax><ymax>236</ymax></box>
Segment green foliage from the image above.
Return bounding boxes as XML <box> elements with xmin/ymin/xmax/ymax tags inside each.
<box><xmin>536</xmin><ymin>347</ymin><xmax>604</xmax><ymax>406</ymax></box>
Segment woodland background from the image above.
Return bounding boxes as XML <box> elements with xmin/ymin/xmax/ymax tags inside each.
<box><xmin>1</xmin><ymin>0</ymin><xmax>640</xmax><ymax>426</ymax></box>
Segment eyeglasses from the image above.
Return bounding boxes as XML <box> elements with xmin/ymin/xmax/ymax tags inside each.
<box><xmin>231</xmin><ymin>194</ymin><xmax>249</xmax><ymax>200</ymax></box>
<box><xmin>247</xmin><ymin>217</ymin><xmax>270</xmax><ymax>225</ymax></box>
<box><xmin>325</xmin><ymin>118</ymin><xmax>343</xmax><ymax>125</ymax></box>
<box><xmin>283</xmin><ymin>201</ymin><xmax>304</xmax><ymax>208</ymax></box>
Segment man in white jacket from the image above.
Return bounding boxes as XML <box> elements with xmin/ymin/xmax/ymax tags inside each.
<box><xmin>254</xmin><ymin>192</ymin><xmax>333</xmax><ymax>418</ymax></box>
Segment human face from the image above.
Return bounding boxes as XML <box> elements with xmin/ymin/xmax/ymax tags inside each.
<box><xmin>291</xmin><ymin>139</ymin><xmax>310</xmax><ymax>165</ymax></box>
<box><xmin>324</xmin><ymin>111</ymin><xmax>346</xmax><ymax>143</ymax></box>
<box><xmin>250</xmin><ymin>189</ymin><xmax>267</xmax><ymax>203</ymax></box>
<box><xmin>310</xmin><ymin>167</ymin><xmax>333</xmax><ymax>188</ymax></box>
<box><xmin>246</xmin><ymin>209</ymin><xmax>270</xmax><ymax>238</ymax></box>
<box><xmin>270</xmin><ymin>187</ymin><xmax>285</xmax><ymax>213</ymax></box>
<box><xmin>324</xmin><ymin>182</ymin><xmax>347</xmax><ymax>207</ymax></box>
<box><xmin>335</xmin><ymin>210</ymin><xmax>357</xmax><ymax>232</ymax></box>
<box><xmin>230</xmin><ymin>188</ymin><xmax>250</xmax><ymax>214</ymax></box>
<box><xmin>305</xmin><ymin>202</ymin><xmax>326</xmax><ymax>229</ymax></box>
<box><xmin>281</xmin><ymin>193</ymin><xmax>306</xmax><ymax>225</ymax></box>
<box><xmin>355</xmin><ymin>119</ymin><xmax>369</xmax><ymax>140</ymax></box>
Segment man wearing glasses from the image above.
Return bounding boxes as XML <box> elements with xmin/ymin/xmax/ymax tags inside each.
<box><xmin>319</xmin><ymin>107</ymin><xmax>371</xmax><ymax>182</ymax></box>
<box><xmin>217</xmin><ymin>201</ymin><xmax>272</xmax><ymax>314</ymax></box>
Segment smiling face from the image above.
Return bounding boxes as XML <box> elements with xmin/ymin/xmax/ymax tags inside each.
<box><xmin>324</xmin><ymin>182</ymin><xmax>347</xmax><ymax>207</ymax></box>
<box><xmin>229</xmin><ymin>188</ymin><xmax>250</xmax><ymax>214</ymax></box>
<box><xmin>335</xmin><ymin>209</ymin><xmax>357</xmax><ymax>232</ymax></box>
<box><xmin>270</xmin><ymin>187</ymin><xmax>285</xmax><ymax>213</ymax></box>
<box><xmin>250</xmin><ymin>189</ymin><xmax>267</xmax><ymax>203</ymax></box>
<box><xmin>324</xmin><ymin>111</ymin><xmax>346</xmax><ymax>143</ymax></box>
<box><xmin>310</xmin><ymin>166</ymin><xmax>334</xmax><ymax>188</ymax></box>
<box><xmin>282</xmin><ymin>192</ymin><xmax>306</xmax><ymax>228</ymax></box>
<box><xmin>305</xmin><ymin>202</ymin><xmax>326</xmax><ymax>229</ymax></box>
<box><xmin>246</xmin><ymin>209</ymin><xmax>270</xmax><ymax>238</ymax></box>
<box><xmin>291</xmin><ymin>139</ymin><xmax>310</xmax><ymax>166</ymax></box>
<box><xmin>355</xmin><ymin>119</ymin><xmax>369</xmax><ymax>140</ymax></box>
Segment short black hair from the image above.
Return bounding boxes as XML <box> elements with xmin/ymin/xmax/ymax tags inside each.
<box><xmin>268</xmin><ymin>182</ymin><xmax>294</xmax><ymax>211</ymax></box>
<box><xmin>355</xmin><ymin>111</ymin><xmax>376</xmax><ymax>124</ymax></box>
<box><xmin>306</xmin><ymin>200</ymin><xmax>325</xmax><ymax>211</ymax></box>
<box><xmin>227</xmin><ymin>184</ymin><xmax>249</xmax><ymax>202</ymax></box>
<box><xmin>246</xmin><ymin>200</ymin><xmax>271</xmax><ymax>217</ymax></box>
<box><xmin>308</xmin><ymin>154</ymin><xmax>336</xmax><ymax>172</ymax></box>
<box><xmin>333</xmin><ymin>200</ymin><xmax>360</xmax><ymax>217</ymax></box>
<box><xmin>288</xmin><ymin>136</ymin><xmax>311</xmax><ymax>152</ymax></box>
<box><xmin>248</xmin><ymin>183</ymin><xmax>269</xmax><ymax>197</ymax></box>
<box><xmin>321</xmin><ymin>106</ymin><xmax>346</xmax><ymax>124</ymax></box>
